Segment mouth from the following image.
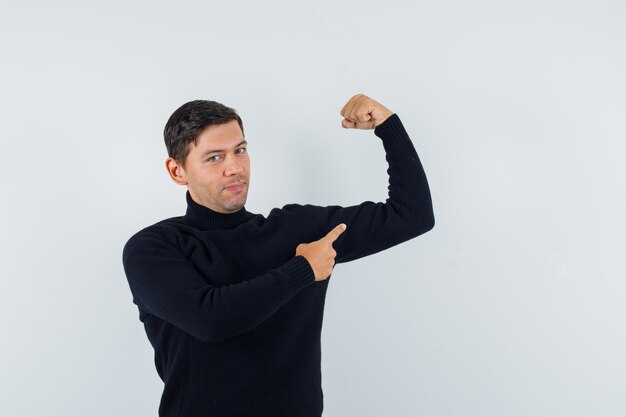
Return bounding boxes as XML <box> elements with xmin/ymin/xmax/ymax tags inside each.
<box><xmin>224</xmin><ymin>182</ymin><xmax>246</xmax><ymax>192</ymax></box>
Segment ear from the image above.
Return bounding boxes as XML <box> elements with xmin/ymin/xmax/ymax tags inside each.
<box><xmin>165</xmin><ymin>157</ymin><xmax>188</xmax><ymax>185</ymax></box>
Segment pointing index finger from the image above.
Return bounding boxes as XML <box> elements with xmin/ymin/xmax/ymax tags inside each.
<box><xmin>325</xmin><ymin>223</ymin><xmax>347</xmax><ymax>242</ymax></box>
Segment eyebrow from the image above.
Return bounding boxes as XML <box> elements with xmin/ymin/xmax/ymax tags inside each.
<box><xmin>200</xmin><ymin>140</ymin><xmax>248</xmax><ymax>158</ymax></box>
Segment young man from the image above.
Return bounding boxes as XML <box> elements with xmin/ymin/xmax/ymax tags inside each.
<box><xmin>122</xmin><ymin>93</ymin><xmax>435</xmax><ymax>417</ymax></box>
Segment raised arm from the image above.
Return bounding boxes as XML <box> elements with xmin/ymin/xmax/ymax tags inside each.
<box><xmin>300</xmin><ymin>94</ymin><xmax>435</xmax><ymax>264</ymax></box>
<box><xmin>122</xmin><ymin>229</ymin><xmax>314</xmax><ymax>343</ymax></box>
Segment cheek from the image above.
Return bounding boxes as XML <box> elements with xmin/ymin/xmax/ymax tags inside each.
<box><xmin>198</xmin><ymin>170</ymin><xmax>222</xmax><ymax>188</ymax></box>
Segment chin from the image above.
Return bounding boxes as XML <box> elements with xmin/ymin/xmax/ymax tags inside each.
<box><xmin>225</xmin><ymin>200</ymin><xmax>246</xmax><ymax>212</ymax></box>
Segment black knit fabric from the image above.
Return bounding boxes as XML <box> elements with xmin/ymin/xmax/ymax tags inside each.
<box><xmin>122</xmin><ymin>113</ymin><xmax>435</xmax><ymax>417</ymax></box>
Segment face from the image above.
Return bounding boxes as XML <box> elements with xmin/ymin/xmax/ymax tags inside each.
<box><xmin>166</xmin><ymin>120</ymin><xmax>250</xmax><ymax>214</ymax></box>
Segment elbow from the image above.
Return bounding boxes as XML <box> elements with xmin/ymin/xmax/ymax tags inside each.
<box><xmin>408</xmin><ymin>209</ymin><xmax>435</xmax><ymax>238</ymax></box>
<box><xmin>393</xmin><ymin>195</ymin><xmax>435</xmax><ymax>237</ymax></box>
<box><xmin>423</xmin><ymin>212</ymin><xmax>435</xmax><ymax>233</ymax></box>
<box><xmin>415</xmin><ymin>197</ymin><xmax>435</xmax><ymax>235</ymax></box>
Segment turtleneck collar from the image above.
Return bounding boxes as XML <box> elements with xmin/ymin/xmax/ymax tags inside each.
<box><xmin>182</xmin><ymin>190</ymin><xmax>255</xmax><ymax>230</ymax></box>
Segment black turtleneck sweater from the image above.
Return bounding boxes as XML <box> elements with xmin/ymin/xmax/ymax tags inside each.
<box><xmin>121</xmin><ymin>114</ymin><xmax>434</xmax><ymax>417</ymax></box>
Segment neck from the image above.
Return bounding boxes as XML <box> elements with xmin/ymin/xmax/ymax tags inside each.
<box><xmin>182</xmin><ymin>190</ymin><xmax>254</xmax><ymax>230</ymax></box>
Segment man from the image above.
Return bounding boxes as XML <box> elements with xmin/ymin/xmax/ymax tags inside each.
<box><xmin>122</xmin><ymin>93</ymin><xmax>435</xmax><ymax>417</ymax></box>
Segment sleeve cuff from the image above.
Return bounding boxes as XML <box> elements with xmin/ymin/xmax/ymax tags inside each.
<box><xmin>374</xmin><ymin>113</ymin><xmax>419</xmax><ymax>160</ymax></box>
<box><xmin>281</xmin><ymin>255</ymin><xmax>316</xmax><ymax>291</ymax></box>
<box><xmin>374</xmin><ymin>113</ymin><xmax>411</xmax><ymax>144</ymax></box>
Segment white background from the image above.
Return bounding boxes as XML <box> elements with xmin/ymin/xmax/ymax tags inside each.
<box><xmin>1</xmin><ymin>1</ymin><xmax>625</xmax><ymax>416</ymax></box>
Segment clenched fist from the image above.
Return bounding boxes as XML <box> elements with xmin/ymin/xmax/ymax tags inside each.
<box><xmin>296</xmin><ymin>223</ymin><xmax>347</xmax><ymax>281</ymax></box>
<box><xmin>340</xmin><ymin>93</ymin><xmax>393</xmax><ymax>129</ymax></box>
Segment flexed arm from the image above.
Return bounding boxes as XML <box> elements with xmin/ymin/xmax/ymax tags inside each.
<box><xmin>301</xmin><ymin>94</ymin><xmax>435</xmax><ymax>264</ymax></box>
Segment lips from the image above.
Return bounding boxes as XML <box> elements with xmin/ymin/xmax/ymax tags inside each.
<box><xmin>224</xmin><ymin>182</ymin><xmax>245</xmax><ymax>192</ymax></box>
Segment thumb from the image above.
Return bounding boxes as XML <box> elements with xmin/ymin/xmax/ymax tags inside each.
<box><xmin>342</xmin><ymin>118</ymin><xmax>356</xmax><ymax>129</ymax></box>
<box><xmin>324</xmin><ymin>223</ymin><xmax>347</xmax><ymax>242</ymax></box>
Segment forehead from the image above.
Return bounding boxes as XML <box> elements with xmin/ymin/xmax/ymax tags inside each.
<box><xmin>192</xmin><ymin>120</ymin><xmax>245</xmax><ymax>153</ymax></box>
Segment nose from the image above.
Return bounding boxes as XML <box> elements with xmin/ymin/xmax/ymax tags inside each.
<box><xmin>224</xmin><ymin>155</ymin><xmax>244</xmax><ymax>176</ymax></box>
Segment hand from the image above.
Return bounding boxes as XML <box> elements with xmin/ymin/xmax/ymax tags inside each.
<box><xmin>295</xmin><ymin>223</ymin><xmax>347</xmax><ymax>281</ymax></box>
<box><xmin>340</xmin><ymin>93</ymin><xmax>393</xmax><ymax>129</ymax></box>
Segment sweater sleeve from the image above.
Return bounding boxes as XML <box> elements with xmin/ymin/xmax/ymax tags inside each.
<box><xmin>301</xmin><ymin>113</ymin><xmax>435</xmax><ymax>264</ymax></box>
<box><xmin>122</xmin><ymin>230</ymin><xmax>315</xmax><ymax>343</ymax></box>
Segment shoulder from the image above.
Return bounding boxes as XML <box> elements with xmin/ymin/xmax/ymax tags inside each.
<box><xmin>122</xmin><ymin>217</ymin><xmax>185</xmax><ymax>257</ymax></box>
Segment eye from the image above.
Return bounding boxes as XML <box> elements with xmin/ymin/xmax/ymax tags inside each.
<box><xmin>237</xmin><ymin>147</ymin><xmax>247</xmax><ymax>154</ymax></box>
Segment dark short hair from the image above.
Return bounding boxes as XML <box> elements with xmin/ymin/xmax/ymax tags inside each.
<box><xmin>163</xmin><ymin>100</ymin><xmax>244</xmax><ymax>168</ymax></box>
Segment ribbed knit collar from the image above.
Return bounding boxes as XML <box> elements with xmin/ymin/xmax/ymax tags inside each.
<box><xmin>183</xmin><ymin>190</ymin><xmax>255</xmax><ymax>230</ymax></box>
